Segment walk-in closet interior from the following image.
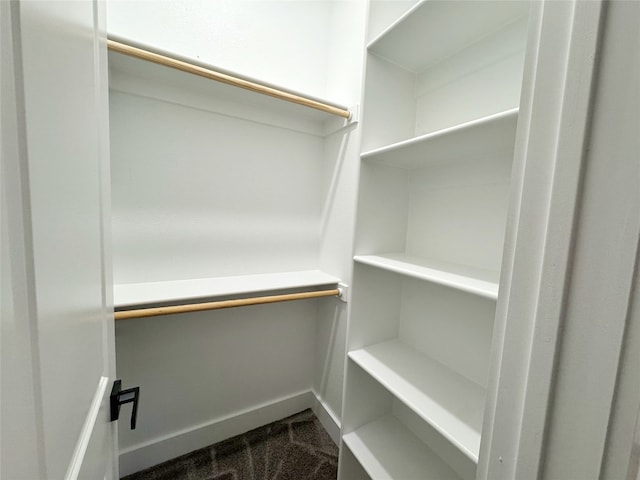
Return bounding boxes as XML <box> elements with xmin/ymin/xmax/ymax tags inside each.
<box><xmin>106</xmin><ymin>0</ymin><xmax>531</xmax><ymax>476</ymax></box>
<box><xmin>6</xmin><ymin>0</ymin><xmax>640</xmax><ymax>479</ymax></box>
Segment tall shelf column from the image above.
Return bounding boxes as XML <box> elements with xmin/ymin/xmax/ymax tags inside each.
<box><xmin>339</xmin><ymin>1</ymin><xmax>531</xmax><ymax>478</ymax></box>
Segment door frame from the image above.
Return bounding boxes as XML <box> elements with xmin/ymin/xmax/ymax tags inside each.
<box><xmin>480</xmin><ymin>1</ymin><xmax>640</xmax><ymax>478</ymax></box>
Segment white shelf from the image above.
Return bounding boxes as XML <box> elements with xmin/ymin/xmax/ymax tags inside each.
<box><xmin>361</xmin><ymin>108</ymin><xmax>518</xmax><ymax>170</ymax></box>
<box><xmin>114</xmin><ymin>270</ymin><xmax>340</xmax><ymax>309</ymax></box>
<box><xmin>349</xmin><ymin>339</ymin><xmax>485</xmax><ymax>462</ymax></box>
<box><xmin>109</xmin><ymin>48</ymin><xmax>351</xmax><ymax>137</ymax></box>
<box><xmin>343</xmin><ymin>415</ymin><xmax>462</xmax><ymax>480</ymax></box>
<box><xmin>368</xmin><ymin>0</ymin><xmax>529</xmax><ymax>72</ymax></box>
<box><xmin>354</xmin><ymin>254</ymin><xmax>499</xmax><ymax>300</ymax></box>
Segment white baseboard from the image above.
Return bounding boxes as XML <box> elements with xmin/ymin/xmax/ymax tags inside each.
<box><xmin>119</xmin><ymin>390</ymin><xmax>313</xmax><ymax>476</ymax></box>
<box><xmin>310</xmin><ymin>389</ymin><xmax>341</xmax><ymax>445</ymax></box>
<box><xmin>119</xmin><ymin>389</ymin><xmax>341</xmax><ymax>477</ymax></box>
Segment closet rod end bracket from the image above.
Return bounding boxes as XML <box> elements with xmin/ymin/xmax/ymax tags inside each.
<box><xmin>323</xmin><ymin>104</ymin><xmax>359</xmax><ymax>135</ymax></box>
<box><xmin>347</xmin><ymin>104</ymin><xmax>359</xmax><ymax>124</ymax></box>
<box><xmin>338</xmin><ymin>282</ymin><xmax>349</xmax><ymax>303</ymax></box>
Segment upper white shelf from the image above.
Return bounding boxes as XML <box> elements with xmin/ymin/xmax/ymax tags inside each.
<box><xmin>343</xmin><ymin>414</ymin><xmax>462</xmax><ymax>480</ymax></box>
<box><xmin>108</xmin><ymin>39</ymin><xmax>352</xmax><ymax>137</ymax></box>
<box><xmin>361</xmin><ymin>108</ymin><xmax>518</xmax><ymax>170</ymax></box>
<box><xmin>354</xmin><ymin>253</ymin><xmax>499</xmax><ymax>300</ymax></box>
<box><xmin>114</xmin><ymin>270</ymin><xmax>340</xmax><ymax>309</ymax></box>
<box><xmin>349</xmin><ymin>339</ymin><xmax>485</xmax><ymax>463</ymax></box>
<box><xmin>108</xmin><ymin>39</ymin><xmax>350</xmax><ymax>120</ymax></box>
<box><xmin>368</xmin><ymin>0</ymin><xmax>530</xmax><ymax>72</ymax></box>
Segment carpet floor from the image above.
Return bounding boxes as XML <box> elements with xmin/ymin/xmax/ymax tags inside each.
<box><xmin>122</xmin><ymin>409</ymin><xmax>339</xmax><ymax>480</ymax></box>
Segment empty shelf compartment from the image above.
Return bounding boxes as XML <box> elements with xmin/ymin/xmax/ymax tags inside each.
<box><xmin>348</xmin><ymin>339</ymin><xmax>485</xmax><ymax>462</ymax></box>
<box><xmin>343</xmin><ymin>415</ymin><xmax>462</xmax><ymax>480</ymax></box>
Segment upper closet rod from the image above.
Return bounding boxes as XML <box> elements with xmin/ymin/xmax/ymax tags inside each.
<box><xmin>114</xmin><ymin>288</ymin><xmax>342</xmax><ymax>320</ymax></box>
<box><xmin>107</xmin><ymin>40</ymin><xmax>351</xmax><ymax>119</ymax></box>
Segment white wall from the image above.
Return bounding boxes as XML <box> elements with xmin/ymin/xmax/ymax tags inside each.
<box><xmin>109</xmin><ymin>89</ymin><xmax>325</xmax><ymax>283</ymax></box>
<box><xmin>116</xmin><ymin>301</ymin><xmax>317</xmax><ymax>448</ymax></box>
<box><xmin>414</xmin><ymin>17</ymin><xmax>527</xmax><ymax>136</ymax></box>
<box><xmin>107</xmin><ymin>0</ymin><xmax>334</xmax><ymax>101</ymax></box>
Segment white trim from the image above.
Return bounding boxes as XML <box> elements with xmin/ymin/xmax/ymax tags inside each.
<box><xmin>65</xmin><ymin>376</ymin><xmax>110</xmax><ymax>480</ymax></box>
<box><xmin>119</xmin><ymin>390</ymin><xmax>313</xmax><ymax>476</ymax></box>
<box><xmin>592</xmin><ymin>2</ymin><xmax>640</xmax><ymax>477</ymax></box>
<box><xmin>480</xmin><ymin>1</ymin><xmax>640</xmax><ymax>479</ymax></box>
<box><xmin>311</xmin><ymin>389</ymin><xmax>342</xmax><ymax>445</ymax></box>
<box><xmin>511</xmin><ymin>3</ymin><xmax>606</xmax><ymax>476</ymax></box>
<box><xmin>119</xmin><ymin>389</ymin><xmax>342</xmax><ymax>476</ymax></box>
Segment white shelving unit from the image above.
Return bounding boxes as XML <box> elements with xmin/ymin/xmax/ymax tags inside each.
<box><xmin>340</xmin><ymin>1</ymin><xmax>530</xmax><ymax>478</ymax></box>
<box><xmin>368</xmin><ymin>1</ymin><xmax>528</xmax><ymax>74</ymax></box>
<box><xmin>114</xmin><ymin>270</ymin><xmax>341</xmax><ymax>309</ymax></box>
<box><xmin>361</xmin><ymin>1</ymin><xmax>529</xmax><ymax>153</ymax></box>
<box><xmin>354</xmin><ymin>254</ymin><xmax>498</xmax><ymax>300</ymax></box>
<box><xmin>109</xmin><ymin>48</ymin><xmax>350</xmax><ymax>138</ymax></box>
<box><xmin>109</xmin><ymin>45</ymin><xmax>350</xmax><ymax>285</ymax></box>
<box><xmin>343</xmin><ymin>415</ymin><xmax>462</xmax><ymax>480</ymax></box>
<box><xmin>109</xmin><ymin>48</ymin><xmax>349</xmax><ymax>312</ymax></box>
<box><xmin>361</xmin><ymin>108</ymin><xmax>518</xmax><ymax>170</ymax></box>
<box><xmin>349</xmin><ymin>340</ymin><xmax>484</xmax><ymax>462</ymax></box>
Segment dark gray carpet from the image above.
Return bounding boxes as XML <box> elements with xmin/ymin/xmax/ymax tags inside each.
<box><xmin>122</xmin><ymin>409</ymin><xmax>338</xmax><ymax>480</ymax></box>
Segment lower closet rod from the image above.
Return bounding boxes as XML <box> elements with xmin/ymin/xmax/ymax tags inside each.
<box><xmin>114</xmin><ymin>288</ymin><xmax>341</xmax><ymax>321</ymax></box>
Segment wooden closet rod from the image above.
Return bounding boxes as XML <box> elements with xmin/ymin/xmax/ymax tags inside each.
<box><xmin>107</xmin><ymin>40</ymin><xmax>351</xmax><ymax>119</ymax></box>
<box><xmin>114</xmin><ymin>288</ymin><xmax>341</xmax><ymax>320</ymax></box>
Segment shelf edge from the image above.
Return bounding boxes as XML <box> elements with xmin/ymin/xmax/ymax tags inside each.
<box><xmin>360</xmin><ymin>108</ymin><xmax>519</xmax><ymax>161</ymax></box>
<box><xmin>354</xmin><ymin>255</ymin><xmax>499</xmax><ymax>300</ymax></box>
<box><xmin>114</xmin><ymin>270</ymin><xmax>341</xmax><ymax>309</ymax></box>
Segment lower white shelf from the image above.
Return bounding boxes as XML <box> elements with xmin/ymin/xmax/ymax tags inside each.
<box><xmin>343</xmin><ymin>415</ymin><xmax>462</xmax><ymax>480</ymax></box>
<box><xmin>114</xmin><ymin>270</ymin><xmax>340</xmax><ymax>309</ymax></box>
<box><xmin>348</xmin><ymin>339</ymin><xmax>485</xmax><ymax>462</ymax></box>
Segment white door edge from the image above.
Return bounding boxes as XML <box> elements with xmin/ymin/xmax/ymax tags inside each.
<box><xmin>65</xmin><ymin>376</ymin><xmax>111</xmax><ymax>480</ymax></box>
